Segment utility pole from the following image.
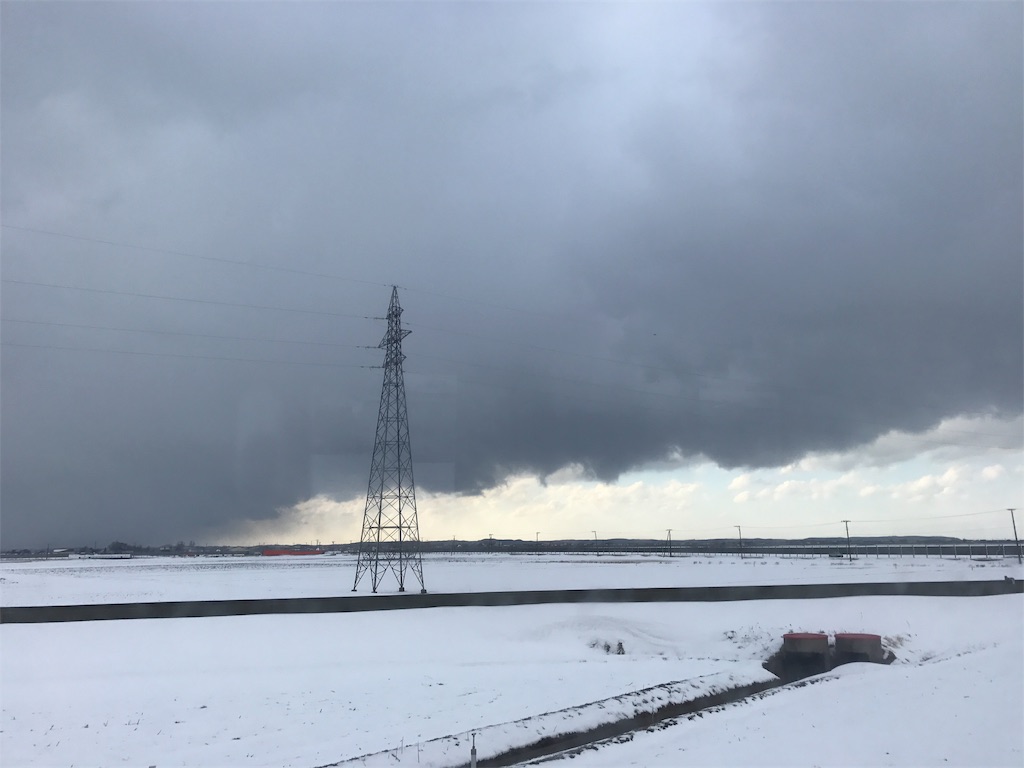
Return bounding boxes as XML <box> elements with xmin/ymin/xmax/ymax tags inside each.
<box><xmin>842</xmin><ymin>520</ymin><xmax>852</xmax><ymax>562</ymax></box>
<box><xmin>666</xmin><ymin>528</ymin><xmax>673</xmax><ymax>558</ymax></box>
<box><xmin>735</xmin><ymin>525</ymin><xmax>743</xmax><ymax>559</ymax></box>
<box><xmin>1009</xmin><ymin>508</ymin><xmax>1021</xmax><ymax>565</ymax></box>
<box><xmin>353</xmin><ymin>286</ymin><xmax>426</xmax><ymax>594</ymax></box>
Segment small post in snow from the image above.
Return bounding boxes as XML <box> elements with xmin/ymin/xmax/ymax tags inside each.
<box><xmin>470</xmin><ymin>732</ymin><xmax>477</xmax><ymax>768</ymax></box>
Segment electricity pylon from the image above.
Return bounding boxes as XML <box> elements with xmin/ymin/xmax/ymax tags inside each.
<box><xmin>352</xmin><ymin>286</ymin><xmax>426</xmax><ymax>593</ymax></box>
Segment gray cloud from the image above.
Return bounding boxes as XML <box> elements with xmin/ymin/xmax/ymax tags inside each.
<box><xmin>1</xmin><ymin>2</ymin><xmax>1020</xmax><ymax>547</ymax></box>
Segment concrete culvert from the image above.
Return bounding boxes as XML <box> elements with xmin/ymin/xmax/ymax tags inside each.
<box><xmin>763</xmin><ymin>633</ymin><xmax>830</xmax><ymax>682</ymax></box>
<box><xmin>834</xmin><ymin>633</ymin><xmax>882</xmax><ymax>663</ymax></box>
<box><xmin>763</xmin><ymin>632</ymin><xmax>895</xmax><ymax>682</ymax></box>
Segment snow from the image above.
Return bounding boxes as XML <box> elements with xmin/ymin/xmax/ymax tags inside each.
<box><xmin>555</xmin><ymin>641</ymin><xmax>1023</xmax><ymax>768</ymax></box>
<box><xmin>1</xmin><ymin>554</ymin><xmax>1022</xmax><ymax>767</ymax></box>
<box><xmin>338</xmin><ymin>667</ymin><xmax>778</xmax><ymax>767</ymax></box>
<box><xmin>2</xmin><ymin>551</ymin><xmax>1020</xmax><ymax>606</ymax></box>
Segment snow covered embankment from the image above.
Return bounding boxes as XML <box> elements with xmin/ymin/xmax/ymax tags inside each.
<box><xmin>326</xmin><ymin>663</ymin><xmax>777</xmax><ymax>768</ymax></box>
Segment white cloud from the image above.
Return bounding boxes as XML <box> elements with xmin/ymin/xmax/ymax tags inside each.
<box><xmin>890</xmin><ymin>465</ymin><xmax>967</xmax><ymax>503</ymax></box>
<box><xmin>422</xmin><ymin>474</ymin><xmax>705</xmax><ymax>539</ymax></box>
<box><xmin>981</xmin><ymin>464</ymin><xmax>1005</xmax><ymax>481</ymax></box>
<box><xmin>785</xmin><ymin>414</ymin><xmax>1022</xmax><ymax>472</ymax></box>
<box><xmin>727</xmin><ymin>473</ymin><xmax>751</xmax><ymax>492</ymax></box>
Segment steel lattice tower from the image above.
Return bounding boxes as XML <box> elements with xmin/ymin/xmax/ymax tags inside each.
<box><xmin>352</xmin><ymin>286</ymin><xmax>426</xmax><ymax>593</ymax></box>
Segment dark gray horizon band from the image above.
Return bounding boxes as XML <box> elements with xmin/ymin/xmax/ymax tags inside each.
<box><xmin>2</xmin><ymin>580</ymin><xmax>1020</xmax><ymax>624</ymax></box>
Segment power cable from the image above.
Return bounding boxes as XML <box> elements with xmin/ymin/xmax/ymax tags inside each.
<box><xmin>1</xmin><ymin>341</ymin><xmax>380</xmax><ymax>370</ymax></box>
<box><xmin>0</xmin><ymin>223</ymin><xmax>775</xmax><ymax>387</ymax></box>
<box><xmin>849</xmin><ymin>509</ymin><xmax>1005</xmax><ymax>523</ymax></box>
<box><xmin>3</xmin><ymin>323</ymin><xmax>1015</xmax><ymax>453</ymax></box>
<box><xmin>1</xmin><ymin>223</ymin><xmax>392</xmax><ymax>291</ymax></box>
<box><xmin>739</xmin><ymin>520</ymin><xmax>845</xmax><ymax>530</ymax></box>
<box><xmin>1</xmin><ymin>278</ymin><xmax>381</xmax><ymax>322</ymax></box>
<box><xmin>4</xmin><ymin>224</ymin><xmax>1020</xmax><ymax>444</ymax></box>
<box><xmin>1</xmin><ymin>223</ymin><xmax>570</xmax><ymax>319</ymax></box>
<box><xmin>2</xmin><ymin>317</ymin><xmax>377</xmax><ymax>350</ymax></box>
<box><xmin>4</xmin><ymin>229</ymin><xmax>1017</xmax><ymax>445</ymax></box>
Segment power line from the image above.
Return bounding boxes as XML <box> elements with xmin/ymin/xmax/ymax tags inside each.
<box><xmin>1</xmin><ymin>223</ymin><xmax>392</xmax><ymax>291</ymax></box>
<box><xmin>3</xmin><ymin>317</ymin><xmax>1015</xmax><ymax>453</ymax></box>
<box><xmin>3</xmin><ymin>224</ymin><xmax>1020</xmax><ymax>445</ymax></box>
<box><xmin>1</xmin><ymin>278</ymin><xmax>381</xmax><ymax>322</ymax></box>
<box><xmin>848</xmin><ymin>509</ymin><xmax>1006</xmax><ymax>524</ymax></box>
<box><xmin>2</xmin><ymin>222</ymin><xmax>570</xmax><ymax>320</ymax></box>
<box><xmin>4</xmin><ymin>316</ymin><xmax>747</xmax><ymax>414</ymax></box>
<box><xmin>738</xmin><ymin>508</ymin><xmax>1013</xmax><ymax>529</ymax></box>
<box><xmin>1</xmin><ymin>341</ymin><xmax>380</xmax><ymax>370</ymax></box>
<box><xmin>3</xmin><ymin>313</ymin><xmax>1012</xmax><ymax>452</ymax></box>
<box><xmin>2</xmin><ymin>274</ymin><xmax>768</xmax><ymax>394</ymax></box>
<box><xmin>3</xmin><ymin>266</ymin><xmax>1018</xmax><ymax>449</ymax></box>
<box><xmin>0</xmin><ymin>317</ymin><xmax>820</xmax><ymax>422</ymax></box>
<box><xmin>1</xmin><ymin>317</ymin><xmax>377</xmax><ymax>350</ymax></box>
<box><xmin>3</xmin><ymin>268</ymin><xmax>1015</xmax><ymax>447</ymax></box>
<box><xmin>740</xmin><ymin>520</ymin><xmax>844</xmax><ymax>530</ymax></box>
<box><xmin>0</xmin><ymin>223</ymin><xmax>800</xmax><ymax>389</ymax></box>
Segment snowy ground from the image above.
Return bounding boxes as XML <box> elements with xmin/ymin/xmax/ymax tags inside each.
<box><xmin>1</xmin><ymin>554</ymin><xmax>1022</xmax><ymax>767</ymax></box>
<box><xmin>549</xmin><ymin>638</ymin><xmax>1023</xmax><ymax>768</ymax></box>
<box><xmin>1</xmin><ymin>551</ymin><xmax>1020</xmax><ymax>606</ymax></box>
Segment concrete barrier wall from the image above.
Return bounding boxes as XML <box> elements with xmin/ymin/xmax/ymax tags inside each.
<box><xmin>2</xmin><ymin>579</ymin><xmax>1020</xmax><ymax>625</ymax></box>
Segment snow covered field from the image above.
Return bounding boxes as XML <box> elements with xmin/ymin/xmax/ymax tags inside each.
<box><xmin>2</xmin><ymin>554</ymin><xmax>1022</xmax><ymax>767</ymax></box>
<box><xmin>1</xmin><ymin>551</ymin><xmax>1020</xmax><ymax>606</ymax></box>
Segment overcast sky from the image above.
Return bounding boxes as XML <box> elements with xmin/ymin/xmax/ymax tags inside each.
<box><xmin>2</xmin><ymin>1</ymin><xmax>1021</xmax><ymax>549</ymax></box>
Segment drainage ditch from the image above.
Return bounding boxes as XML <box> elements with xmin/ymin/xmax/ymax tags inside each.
<box><xmin>468</xmin><ymin>678</ymin><xmax>780</xmax><ymax>768</ymax></box>
<box><xmin>326</xmin><ymin>632</ymin><xmax>895</xmax><ymax>768</ymax></box>
<box><xmin>470</xmin><ymin>632</ymin><xmax>894</xmax><ymax>767</ymax></box>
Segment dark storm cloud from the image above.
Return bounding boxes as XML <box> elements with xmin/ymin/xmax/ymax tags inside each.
<box><xmin>1</xmin><ymin>2</ymin><xmax>1020</xmax><ymax>547</ymax></box>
